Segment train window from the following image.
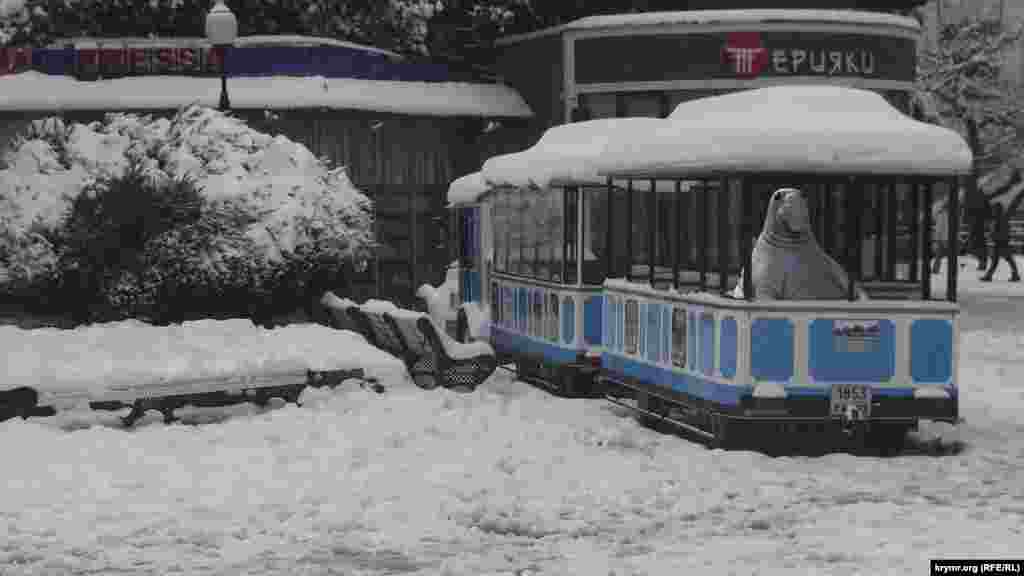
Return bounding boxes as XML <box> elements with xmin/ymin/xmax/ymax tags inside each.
<box><xmin>547</xmin><ymin>292</ymin><xmax>559</xmax><ymax>341</ymax></box>
<box><xmin>502</xmin><ymin>287</ymin><xmax>513</xmax><ymax>329</ymax></box>
<box><xmin>672</xmin><ymin>307</ymin><xmax>686</xmax><ymax>368</ymax></box>
<box><xmin>493</xmin><ymin>189</ymin><xmax>508</xmax><ymax>273</ymax></box>
<box><xmin>535</xmin><ymin>191</ymin><xmax>561</xmax><ymax>281</ymax></box>
<box><xmin>510</xmin><ymin>189</ymin><xmax>527</xmax><ymax>276</ymax></box>
<box><xmin>531</xmin><ymin>290</ymin><xmax>543</xmax><ymax>338</ymax></box>
<box><xmin>624</xmin><ymin>299</ymin><xmax>639</xmax><ymax>355</ymax></box>
<box><xmin>583</xmin><ymin>186</ymin><xmax>608</xmax><ymax>285</ymax></box>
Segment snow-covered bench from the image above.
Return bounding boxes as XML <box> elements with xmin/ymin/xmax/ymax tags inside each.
<box><xmin>0</xmin><ymin>319</ymin><xmax>388</xmax><ymax>427</ymax></box>
<box><xmin>320</xmin><ymin>292</ymin><xmax>497</xmax><ymax>392</ymax></box>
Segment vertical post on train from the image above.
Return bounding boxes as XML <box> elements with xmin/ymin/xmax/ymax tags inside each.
<box><xmin>626</xmin><ymin>179</ymin><xmax>634</xmax><ymax>282</ymax></box>
<box><xmin>947</xmin><ymin>176</ymin><xmax>960</xmax><ymax>303</ymax></box>
<box><xmin>577</xmin><ymin>186</ymin><xmax>585</xmax><ymax>287</ymax></box>
<box><xmin>845</xmin><ymin>177</ymin><xmax>860</xmax><ymax>302</ymax></box>
<box><xmin>874</xmin><ymin>184</ymin><xmax>884</xmax><ymax>281</ymax></box>
<box><xmin>823</xmin><ymin>181</ymin><xmax>835</xmax><ymax>256</ymax></box>
<box><xmin>909</xmin><ymin>178</ymin><xmax>920</xmax><ymax>284</ymax></box>
<box><xmin>742</xmin><ymin>177</ymin><xmax>754</xmax><ymax>301</ymax></box>
<box><xmin>922</xmin><ymin>182</ymin><xmax>934</xmax><ymax>301</ymax></box>
<box><xmin>718</xmin><ymin>177</ymin><xmax>730</xmax><ymax>295</ymax></box>
<box><xmin>673</xmin><ymin>180</ymin><xmax>682</xmax><ymax>290</ymax></box>
<box><xmin>649</xmin><ymin>179</ymin><xmax>657</xmax><ymax>286</ymax></box>
<box><xmin>886</xmin><ymin>182</ymin><xmax>898</xmax><ymax>281</ymax></box>
<box><xmin>699</xmin><ymin>180</ymin><xmax>709</xmax><ymax>292</ymax></box>
<box><xmin>606</xmin><ymin>177</ymin><xmax>614</xmax><ymax>279</ymax></box>
<box><xmin>563</xmin><ymin>187</ymin><xmax>570</xmax><ymax>285</ymax></box>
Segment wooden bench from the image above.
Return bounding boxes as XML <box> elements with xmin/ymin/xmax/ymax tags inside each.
<box><xmin>386</xmin><ymin>309</ymin><xmax>497</xmax><ymax>392</ymax></box>
<box><xmin>0</xmin><ymin>367</ymin><xmax>374</xmax><ymax>427</ymax></box>
<box><xmin>320</xmin><ymin>292</ymin><xmax>497</xmax><ymax>392</ymax></box>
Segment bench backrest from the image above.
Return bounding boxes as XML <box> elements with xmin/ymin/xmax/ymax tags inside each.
<box><xmin>357</xmin><ymin>308</ymin><xmax>409</xmax><ymax>359</ymax></box>
<box><xmin>386</xmin><ymin>312</ymin><xmax>434</xmax><ymax>358</ymax></box>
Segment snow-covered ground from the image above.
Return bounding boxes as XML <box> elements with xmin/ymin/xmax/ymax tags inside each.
<box><xmin>1</xmin><ymin>259</ymin><xmax>1023</xmax><ymax>575</ymax></box>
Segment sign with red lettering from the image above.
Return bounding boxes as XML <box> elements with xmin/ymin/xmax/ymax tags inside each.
<box><xmin>575</xmin><ymin>31</ymin><xmax>914</xmax><ymax>85</ymax></box>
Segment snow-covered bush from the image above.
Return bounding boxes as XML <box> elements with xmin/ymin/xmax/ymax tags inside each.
<box><xmin>0</xmin><ymin>104</ymin><xmax>374</xmax><ymax>323</ymax></box>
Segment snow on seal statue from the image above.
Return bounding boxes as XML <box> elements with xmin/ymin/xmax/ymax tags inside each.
<box><xmin>733</xmin><ymin>188</ymin><xmax>867</xmax><ymax>300</ymax></box>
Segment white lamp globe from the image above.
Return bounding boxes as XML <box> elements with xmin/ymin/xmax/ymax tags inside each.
<box><xmin>205</xmin><ymin>1</ymin><xmax>238</xmax><ymax>46</ymax></box>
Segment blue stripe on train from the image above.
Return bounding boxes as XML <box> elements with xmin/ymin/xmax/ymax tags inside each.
<box><xmin>584</xmin><ymin>296</ymin><xmax>603</xmax><ymax>347</ymax></box>
<box><xmin>492</xmin><ymin>326</ymin><xmax>581</xmax><ymax>365</ymax></box>
<box><xmin>603</xmin><ymin>353</ymin><xmax>922</xmax><ymax>407</ymax></box>
<box><xmin>603</xmin><ymin>352</ymin><xmax>748</xmax><ymax>406</ymax></box>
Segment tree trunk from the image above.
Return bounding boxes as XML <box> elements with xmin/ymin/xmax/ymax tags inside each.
<box><xmin>965</xmin><ymin>116</ymin><xmax>989</xmax><ymax>267</ymax></box>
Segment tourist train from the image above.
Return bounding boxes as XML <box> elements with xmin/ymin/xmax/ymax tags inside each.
<box><xmin>427</xmin><ymin>85</ymin><xmax>970</xmax><ymax>452</ymax></box>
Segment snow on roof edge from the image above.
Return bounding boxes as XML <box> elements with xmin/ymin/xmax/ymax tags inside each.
<box><xmin>47</xmin><ymin>35</ymin><xmax>403</xmax><ymax>59</ymax></box>
<box><xmin>569</xmin><ymin>9</ymin><xmax>921</xmax><ymax>33</ymax></box>
<box><xmin>497</xmin><ymin>8</ymin><xmax>921</xmax><ymax>45</ymax></box>
<box><xmin>0</xmin><ymin>73</ymin><xmax>533</xmax><ymax>119</ymax></box>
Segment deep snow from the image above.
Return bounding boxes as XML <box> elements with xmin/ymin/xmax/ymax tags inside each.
<box><xmin>0</xmin><ymin>259</ymin><xmax>1022</xmax><ymax>575</ymax></box>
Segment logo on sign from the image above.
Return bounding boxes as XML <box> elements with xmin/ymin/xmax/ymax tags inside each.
<box><xmin>722</xmin><ymin>32</ymin><xmax>879</xmax><ymax>79</ymax></box>
<box><xmin>722</xmin><ymin>32</ymin><xmax>768</xmax><ymax>78</ymax></box>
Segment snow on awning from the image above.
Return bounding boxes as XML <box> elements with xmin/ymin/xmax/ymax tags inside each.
<box><xmin>447</xmin><ymin>171</ymin><xmax>489</xmax><ymax>206</ymax></box>
<box><xmin>0</xmin><ymin>72</ymin><xmax>533</xmax><ymax>118</ymax></box>
<box><xmin>596</xmin><ymin>85</ymin><xmax>972</xmax><ymax>179</ymax></box>
<box><xmin>479</xmin><ymin>117</ymin><xmax>665</xmax><ymax>191</ymax></box>
<box><xmin>566</xmin><ymin>9</ymin><xmax>921</xmax><ymax>33</ymax></box>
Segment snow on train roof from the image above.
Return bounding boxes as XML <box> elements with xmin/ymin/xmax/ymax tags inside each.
<box><xmin>447</xmin><ymin>171</ymin><xmax>489</xmax><ymax>206</ymax></box>
<box><xmin>596</xmin><ymin>85</ymin><xmax>973</xmax><ymax>179</ymax></box>
<box><xmin>481</xmin><ymin>118</ymin><xmax>663</xmax><ymax>188</ymax></box>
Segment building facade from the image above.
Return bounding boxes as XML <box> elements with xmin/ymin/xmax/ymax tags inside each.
<box><xmin>0</xmin><ymin>36</ymin><xmax>533</xmax><ymax>305</ymax></box>
<box><xmin>491</xmin><ymin>9</ymin><xmax>922</xmax><ymax>153</ymax></box>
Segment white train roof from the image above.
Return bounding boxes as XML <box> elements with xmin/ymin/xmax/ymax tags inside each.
<box><xmin>596</xmin><ymin>85</ymin><xmax>973</xmax><ymax>179</ymax></box>
<box><xmin>479</xmin><ymin>117</ymin><xmax>664</xmax><ymax>189</ymax></box>
<box><xmin>447</xmin><ymin>171</ymin><xmax>489</xmax><ymax>206</ymax></box>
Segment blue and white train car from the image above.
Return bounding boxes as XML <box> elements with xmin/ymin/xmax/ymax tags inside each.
<box><xmin>437</xmin><ymin>85</ymin><xmax>970</xmax><ymax>452</ymax></box>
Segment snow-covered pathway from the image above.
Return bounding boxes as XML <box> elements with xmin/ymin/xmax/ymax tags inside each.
<box><xmin>2</xmin><ymin>269</ymin><xmax>1023</xmax><ymax>575</ymax></box>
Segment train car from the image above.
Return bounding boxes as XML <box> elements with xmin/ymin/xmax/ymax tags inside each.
<box><xmin>437</xmin><ymin>85</ymin><xmax>969</xmax><ymax>452</ymax></box>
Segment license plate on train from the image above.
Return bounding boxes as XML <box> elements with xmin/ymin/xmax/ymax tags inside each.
<box><xmin>830</xmin><ymin>384</ymin><xmax>872</xmax><ymax>419</ymax></box>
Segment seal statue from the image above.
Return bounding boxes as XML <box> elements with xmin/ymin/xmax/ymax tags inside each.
<box><xmin>733</xmin><ymin>188</ymin><xmax>867</xmax><ymax>300</ymax></box>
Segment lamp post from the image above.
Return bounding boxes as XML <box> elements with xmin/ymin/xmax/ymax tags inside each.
<box><xmin>205</xmin><ymin>0</ymin><xmax>237</xmax><ymax>111</ymax></box>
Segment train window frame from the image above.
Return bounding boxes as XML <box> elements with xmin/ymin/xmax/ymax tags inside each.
<box><xmin>624</xmin><ymin>299</ymin><xmax>639</xmax><ymax>355</ymax></box>
<box><xmin>502</xmin><ymin>286</ymin><xmax>513</xmax><ymax>329</ymax></box>
<box><xmin>546</xmin><ymin>292</ymin><xmax>559</xmax><ymax>342</ymax></box>
<box><xmin>672</xmin><ymin>306</ymin><xmax>687</xmax><ymax>368</ymax></box>
<box><xmin>530</xmin><ymin>290</ymin><xmax>544</xmax><ymax>338</ymax></box>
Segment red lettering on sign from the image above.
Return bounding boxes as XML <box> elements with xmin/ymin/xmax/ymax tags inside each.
<box><xmin>178</xmin><ymin>47</ymin><xmax>195</xmax><ymax>71</ymax></box>
<box><xmin>157</xmin><ymin>47</ymin><xmax>177</xmax><ymax>71</ymax></box>
<box><xmin>205</xmin><ymin>46</ymin><xmax>222</xmax><ymax>73</ymax></box>
<box><xmin>78</xmin><ymin>48</ymin><xmax>98</xmax><ymax>66</ymax></box>
<box><xmin>100</xmin><ymin>48</ymin><xmax>125</xmax><ymax>66</ymax></box>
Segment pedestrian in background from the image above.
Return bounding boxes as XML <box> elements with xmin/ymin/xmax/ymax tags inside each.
<box><xmin>981</xmin><ymin>203</ymin><xmax>1021</xmax><ymax>282</ymax></box>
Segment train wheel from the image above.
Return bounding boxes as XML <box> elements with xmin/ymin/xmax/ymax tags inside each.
<box><xmin>557</xmin><ymin>369</ymin><xmax>579</xmax><ymax>398</ymax></box>
<box><xmin>865</xmin><ymin>423</ymin><xmax>910</xmax><ymax>456</ymax></box>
